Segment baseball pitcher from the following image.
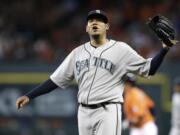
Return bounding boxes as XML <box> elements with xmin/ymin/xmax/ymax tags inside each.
<box><xmin>16</xmin><ymin>10</ymin><xmax>178</xmax><ymax>135</ymax></box>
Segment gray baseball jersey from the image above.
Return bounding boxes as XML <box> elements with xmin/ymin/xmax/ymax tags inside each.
<box><xmin>50</xmin><ymin>39</ymin><xmax>152</xmax><ymax>105</ymax></box>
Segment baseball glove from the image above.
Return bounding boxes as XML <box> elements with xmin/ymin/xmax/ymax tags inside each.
<box><xmin>147</xmin><ymin>15</ymin><xmax>178</xmax><ymax>47</ymax></box>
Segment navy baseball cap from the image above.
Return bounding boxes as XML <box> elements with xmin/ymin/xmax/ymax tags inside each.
<box><xmin>87</xmin><ymin>10</ymin><xmax>108</xmax><ymax>23</ymax></box>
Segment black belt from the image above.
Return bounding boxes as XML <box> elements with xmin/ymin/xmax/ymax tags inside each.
<box><xmin>80</xmin><ymin>102</ymin><xmax>121</xmax><ymax>109</ymax></box>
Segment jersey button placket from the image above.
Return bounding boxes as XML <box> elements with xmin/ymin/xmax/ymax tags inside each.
<box><xmin>86</xmin><ymin>49</ymin><xmax>101</xmax><ymax>104</ymax></box>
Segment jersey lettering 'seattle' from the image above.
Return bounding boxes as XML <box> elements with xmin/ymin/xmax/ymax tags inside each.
<box><xmin>76</xmin><ymin>57</ymin><xmax>115</xmax><ymax>76</ymax></box>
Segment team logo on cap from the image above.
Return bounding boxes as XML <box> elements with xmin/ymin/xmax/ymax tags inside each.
<box><xmin>96</xmin><ymin>10</ymin><xmax>101</xmax><ymax>13</ymax></box>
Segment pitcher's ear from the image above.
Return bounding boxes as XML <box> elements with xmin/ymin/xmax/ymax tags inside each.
<box><xmin>106</xmin><ymin>23</ymin><xmax>110</xmax><ymax>30</ymax></box>
<box><xmin>86</xmin><ymin>25</ymin><xmax>88</xmax><ymax>32</ymax></box>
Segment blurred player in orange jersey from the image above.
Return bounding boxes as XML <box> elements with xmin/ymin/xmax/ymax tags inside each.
<box><xmin>122</xmin><ymin>75</ymin><xmax>158</xmax><ymax>135</ymax></box>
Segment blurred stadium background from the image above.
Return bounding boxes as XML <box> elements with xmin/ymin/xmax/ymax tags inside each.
<box><xmin>0</xmin><ymin>0</ymin><xmax>179</xmax><ymax>135</ymax></box>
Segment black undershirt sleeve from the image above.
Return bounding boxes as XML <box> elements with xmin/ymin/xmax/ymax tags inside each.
<box><xmin>149</xmin><ymin>48</ymin><xmax>169</xmax><ymax>75</ymax></box>
<box><xmin>25</xmin><ymin>79</ymin><xmax>58</xmax><ymax>99</ymax></box>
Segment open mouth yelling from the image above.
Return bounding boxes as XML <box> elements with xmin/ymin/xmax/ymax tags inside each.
<box><xmin>92</xmin><ymin>26</ymin><xmax>98</xmax><ymax>31</ymax></box>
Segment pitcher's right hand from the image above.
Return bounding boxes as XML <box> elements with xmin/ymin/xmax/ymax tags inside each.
<box><xmin>16</xmin><ymin>96</ymin><xmax>30</xmax><ymax>110</ymax></box>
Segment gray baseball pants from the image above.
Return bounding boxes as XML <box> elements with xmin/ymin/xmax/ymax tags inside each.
<box><xmin>78</xmin><ymin>103</ymin><xmax>122</xmax><ymax>135</ymax></box>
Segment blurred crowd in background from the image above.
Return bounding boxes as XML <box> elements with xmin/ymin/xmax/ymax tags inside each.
<box><xmin>0</xmin><ymin>0</ymin><xmax>180</xmax><ymax>64</ymax></box>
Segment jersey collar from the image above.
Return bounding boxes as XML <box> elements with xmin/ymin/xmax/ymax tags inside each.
<box><xmin>85</xmin><ymin>39</ymin><xmax>116</xmax><ymax>53</ymax></box>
